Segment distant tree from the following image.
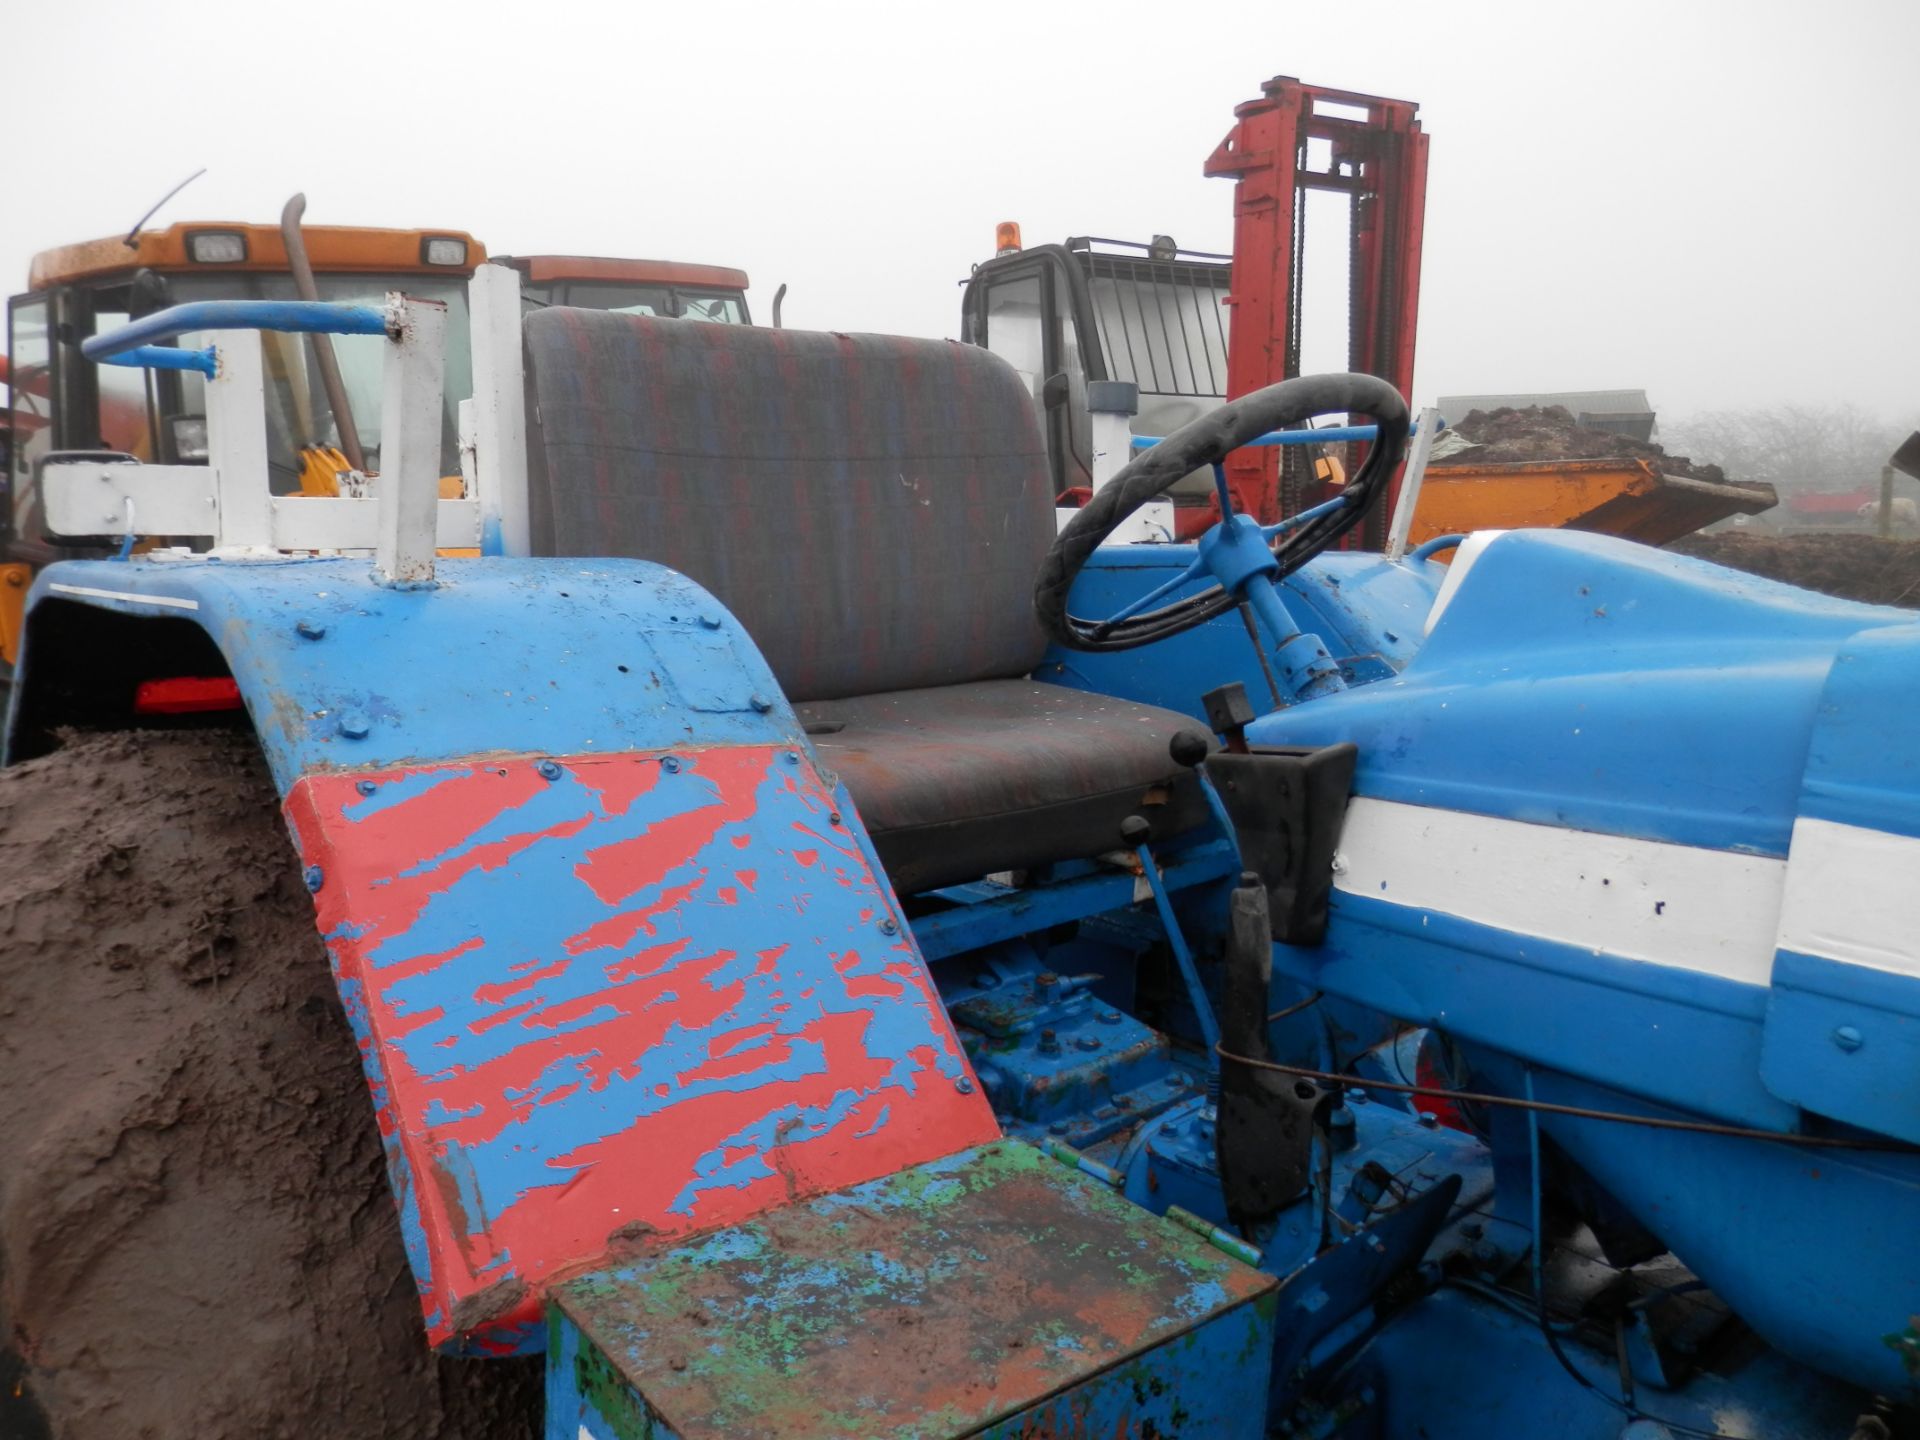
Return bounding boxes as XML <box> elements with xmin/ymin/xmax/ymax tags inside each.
<box><xmin>1661</xmin><ymin>405</ymin><xmax>1918</xmax><ymax>494</ymax></box>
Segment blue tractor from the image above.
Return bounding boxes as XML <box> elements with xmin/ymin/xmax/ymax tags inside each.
<box><xmin>1</xmin><ymin>283</ymin><xmax>1914</xmax><ymax>1440</ymax></box>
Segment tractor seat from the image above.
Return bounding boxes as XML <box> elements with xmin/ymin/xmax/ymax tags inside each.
<box><xmin>522</xmin><ymin>310</ymin><xmax>1209</xmax><ymax>892</ymax></box>
<box><xmin>796</xmin><ymin>681</ymin><xmax>1207</xmax><ymax>894</ymax></box>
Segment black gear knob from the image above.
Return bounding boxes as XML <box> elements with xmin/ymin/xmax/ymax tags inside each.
<box><xmin>1169</xmin><ymin>730</ymin><xmax>1211</xmax><ymax>769</ymax></box>
<box><xmin>1120</xmin><ymin>815</ymin><xmax>1152</xmax><ymax>847</ymax></box>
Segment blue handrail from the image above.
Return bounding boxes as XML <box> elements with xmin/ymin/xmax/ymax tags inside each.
<box><xmin>1128</xmin><ymin>417</ymin><xmax>1442</xmax><ymax>451</ymax></box>
<box><xmin>82</xmin><ymin>300</ymin><xmax>390</xmax><ymax>377</ymax></box>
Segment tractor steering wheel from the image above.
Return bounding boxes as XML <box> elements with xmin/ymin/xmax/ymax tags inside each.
<box><xmin>1035</xmin><ymin>373</ymin><xmax>1410</xmax><ymax>652</ymax></box>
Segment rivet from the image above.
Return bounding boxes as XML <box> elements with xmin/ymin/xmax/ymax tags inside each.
<box><xmin>355</xmin><ymin>779</ymin><xmax>377</xmax><ymax>796</ymax></box>
<box><xmin>827</xmin><ymin>811</ymin><xmax>842</xmax><ymax>826</ymax></box>
<box><xmin>1076</xmin><ymin>1036</ymin><xmax>1102</xmax><ymax>1052</ymax></box>
<box><xmin>336</xmin><ymin>712</ymin><xmax>370</xmax><ymax>740</ymax></box>
<box><xmin>1833</xmin><ymin>1025</ymin><xmax>1865</xmax><ymax>1053</ymax></box>
<box><xmin>537</xmin><ymin>759</ymin><xmax>563</xmax><ymax>782</ymax></box>
<box><xmin>1416</xmin><ymin>1110</ymin><xmax>1438</xmax><ymax>1129</ymax></box>
<box><xmin>749</xmin><ymin>693</ymin><xmax>772</xmax><ymax>713</ymax></box>
<box><xmin>879</xmin><ymin>917</ymin><xmax>899</xmax><ymax>937</ymax></box>
<box><xmin>296</xmin><ymin>618</ymin><xmax>327</xmax><ymax>641</ymax></box>
<box><xmin>699</xmin><ymin>614</ymin><xmax>723</xmax><ymax>630</ymax></box>
<box><xmin>303</xmin><ymin>865</ymin><xmax>325</xmax><ymax>892</ymax></box>
<box><xmin>783</xmin><ymin>751</ymin><xmax>801</xmax><ymax>766</ymax></box>
<box><xmin>955</xmin><ymin>1076</ymin><xmax>976</xmax><ymax>1095</ymax></box>
<box><xmin>660</xmin><ymin>755</ymin><xmax>682</xmax><ymax>774</ymax></box>
<box><xmin>1100</xmin><ymin>1010</ymin><xmax>1121</xmax><ymax>1025</ymax></box>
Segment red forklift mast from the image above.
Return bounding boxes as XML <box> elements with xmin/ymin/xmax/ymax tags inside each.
<box><xmin>1204</xmin><ymin>77</ymin><xmax>1428</xmax><ymax>544</ymax></box>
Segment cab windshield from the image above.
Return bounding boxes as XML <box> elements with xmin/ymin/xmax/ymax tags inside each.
<box><xmin>160</xmin><ymin>273</ymin><xmax>473</xmax><ymax>488</ymax></box>
<box><xmin>531</xmin><ymin>279</ymin><xmax>747</xmax><ymax>324</ymax></box>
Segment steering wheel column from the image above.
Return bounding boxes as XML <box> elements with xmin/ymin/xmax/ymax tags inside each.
<box><xmin>1035</xmin><ymin>372</ymin><xmax>1410</xmax><ymax>708</ymax></box>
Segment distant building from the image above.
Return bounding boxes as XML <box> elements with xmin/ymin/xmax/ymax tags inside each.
<box><xmin>1436</xmin><ymin>389</ymin><xmax>1656</xmax><ymax>443</ymax></box>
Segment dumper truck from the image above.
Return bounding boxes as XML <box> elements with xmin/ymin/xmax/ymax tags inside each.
<box><xmin>1</xmin><ymin>215</ymin><xmax>751</xmax><ymax>673</ymax></box>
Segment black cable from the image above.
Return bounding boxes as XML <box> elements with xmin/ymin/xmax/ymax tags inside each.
<box><xmin>1265</xmin><ymin>989</ymin><xmax>1325</xmax><ymax>1024</ymax></box>
<box><xmin>1214</xmin><ymin>1046</ymin><xmax>1920</xmax><ymax>1153</ymax></box>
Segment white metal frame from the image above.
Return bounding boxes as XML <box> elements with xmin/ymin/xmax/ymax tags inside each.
<box><xmin>468</xmin><ymin>262</ymin><xmax>530</xmax><ymax>557</ymax></box>
<box><xmin>41</xmin><ymin>292</ymin><xmax>477</xmax><ymax>586</ymax></box>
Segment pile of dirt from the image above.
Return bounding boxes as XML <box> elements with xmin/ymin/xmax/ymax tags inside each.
<box><xmin>0</xmin><ymin>729</ymin><xmax>542</xmax><ymax>1440</ymax></box>
<box><xmin>1670</xmin><ymin>532</ymin><xmax>1920</xmax><ymax>609</ymax></box>
<box><xmin>1438</xmin><ymin>405</ymin><xmax>1728</xmax><ymax>482</ymax></box>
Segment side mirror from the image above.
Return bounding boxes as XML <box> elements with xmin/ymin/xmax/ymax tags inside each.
<box><xmin>1041</xmin><ymin>372</ymin><xmax>1070</xmax><ymax>410</ymax></box>
<box><xmin>129</xmin><ymin>268</ymin><xmax>173</xmax><ymax>319</ymax></box>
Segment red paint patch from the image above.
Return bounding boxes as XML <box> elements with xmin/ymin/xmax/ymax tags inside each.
<box><xmin>285</xmin><ymin>745</ymin><xmax>997</xmax><ymax>1353</ymax></box>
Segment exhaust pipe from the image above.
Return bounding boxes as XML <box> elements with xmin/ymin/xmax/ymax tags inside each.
<box><xmin>279</xmin><ymin>193</ymin><xmax>367</xmax><ymax>473</ymax></box>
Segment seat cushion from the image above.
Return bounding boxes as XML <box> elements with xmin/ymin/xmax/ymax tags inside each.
<box><xmin>797</xmin><ymin>680</ymin><xmax>1212</xmax><ymax>894</ymax></box>
<box><xmin>523</xmin><ymin>308</ymin><xmax>1057</xmax><ymax>702</ymax></box>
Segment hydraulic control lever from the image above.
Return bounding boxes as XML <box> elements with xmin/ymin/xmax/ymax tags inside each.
<box><xmin>1216</xmin><ymin>872</ymin><xmax>1325</xmax><ymax>1230</ymax></box>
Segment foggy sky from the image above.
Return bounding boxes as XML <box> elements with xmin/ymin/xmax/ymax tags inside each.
<box><xmin>8</xmin><ymin>0</ymin><xmax>1917</xmax><ymax>426</ymax></box>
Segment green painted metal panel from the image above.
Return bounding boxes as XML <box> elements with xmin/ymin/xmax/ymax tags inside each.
<box><xmin>547</xmin><ymin>1141</ymin><xmax>1277</xmax><ymax>1440</ymax></box>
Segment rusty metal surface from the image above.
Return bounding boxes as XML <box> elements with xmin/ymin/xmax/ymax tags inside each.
<box><xmin>551</xmin><ymin>1141</ymin><xmax>1277</xmax><ymax>1440</ymax></box>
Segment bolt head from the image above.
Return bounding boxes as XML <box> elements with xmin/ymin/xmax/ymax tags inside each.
<box><xmin>537</xmin><ymin>759</ymin><xmax>563</xmax><ymax>782</ymax></box>
<box><xmin>699</xmin><ymin>613</ymin><xmax>723</xmax><ymax>630</ymax></box>
<box><xmin>749</xmin><ymin>693</ymin><xmax>773</xmax><ymax>713</ymax></box>
<box><xmin>955</xmin><ymin>1076</ymin><xmax>976</xmax><ymax>1095</ymax></box>
<box><xmin>1833</xmin><ymin>1025</ymin><xmax>1865</xmax><ymax>1053</ymax></box>
<box><xmin>879</xmin><ymin>917</ymin><xmax>899</xmax><ymax>937</ymax></box>
<box><xmin>303</xmin><ymin>865</ymin><xmax>325</xmax><ymax>893</ymax></box>
<box><xmin>660</xmin><ymin>755</ymin><xmax>682</xmax><ymax>774</ymax></box>
<box><xmin>784</xmin><ymin>751</ymin><xmax>801</xmax><ymax>766</ymax></box>
<box><xmin>296</xmin><ymin>618</ymin><xmax>327</xmax><ymax>641</ymax></box>
<box><xmin>827</xmin><ymin>811</ymin><xmax>842</xmax><ymax>826</ymax></box>
<box><xmin>336</xmin><ymin>712</ymin><xmax>370</xmax><ymax>740</ymax></box>
<box><xmin>356</xmin><ymin>779</ymin><xmax>377</xmax><ymax>797</ymax></box>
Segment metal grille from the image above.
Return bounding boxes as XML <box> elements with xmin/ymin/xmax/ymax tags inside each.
<box><xmin>1071</xmin><ymin>239</ymin><xmax>1232</xmax><ymax>400</ymax></box>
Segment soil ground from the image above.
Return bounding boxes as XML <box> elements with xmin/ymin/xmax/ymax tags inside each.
<box><xmin>0</xmin><ymin>729</ymin><xmax>543</xmax><ymax>1440</ymax></box>
<box><xmin>1441</xmin><ymin>405</ymin><xmax>1727</xmax><ymax>482</ymax></box>
<box><xmin>1670</xmin><ymin>532</ymin><xmax>1920</xmax><ymax>609</ymax></box>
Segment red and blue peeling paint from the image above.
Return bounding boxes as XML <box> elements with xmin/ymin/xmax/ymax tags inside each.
<box><xmin>285</xmin><ymin>744</ymin><xmax>998</xmax><ymax>1352</ymax></box>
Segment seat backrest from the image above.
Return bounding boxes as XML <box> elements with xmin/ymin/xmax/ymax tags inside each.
<box><xmin>523</xmin><ymin>309</ymin><xmax>1056</xmax><ymax>702</ymax></box>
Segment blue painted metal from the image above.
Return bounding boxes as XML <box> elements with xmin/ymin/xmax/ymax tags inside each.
<box><xmin>1128</xmin><ymin>416</ymin><xmax>1441</xmax><ymax>450</ymax></box>
<box><xmin>1036</xmin><ymin>547</ymin><xmax>1440</xmax><ymax>725</ymax></box>
<box><xmin>11</xmin><ymin>556</ymin><xmax>801</xmax><ymax>791</ymax></box>
<box><xmin>939</xmin><ymin>943</ymin><xmax>1194</xmax><ymax>1148</ymax></box>
<box><xmin>1338</xmin><ymin>1285</ymin><xmax>1873</xmax><ymax>1440</ymax></box>
<box><xmin>909</xmin><ymin>835</ymin><xmax>1238</xmax><ymax>962</ymax></box>
<box><xmin>1761</xmin><ymin>624</ymin><xmax>1920</xmax><ymax>1143</ymax></box>
<box><xmin>1133</xmin><ymin>838</ymin><xmax>1221</xmax><ymax>1061</ymax></box>
<box><xmin>80</xmin><ymin>299</ymin><xmax>388</xmax><ymax>362</ymax></box>
<box><xmin>1247</xmin><ymin>530</ymin><xmax>1917</xmax><ymax>854</ymax></box>
<box><xmin>100</xmin><ymin>343</ymin><xmax>217</xmax><ymax>376</ymax></box>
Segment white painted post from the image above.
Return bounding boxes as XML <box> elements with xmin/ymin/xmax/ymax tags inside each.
<box><xmin>1384</xmin><ymin>406</ymin><xmax>1442</xmax><ymax>562</ymax></box>
<box><xmin>1089</xmin><ymin>382</ymin><xmax>1139</xmax><ymax>491</ymax></box>
<box><xmin>469</xmin><ymin>262</ymin><xmax>529</xmax><ymax>556</ymax></box>
<box><xmin>205</xmin><ymin>331</ymin><xmax>272</xmax><ymax>549</ymax></box>
<box><xmin>375</xmin><ymin>295</ymin><xmax>447</xmax><ymax>585</ymax></box>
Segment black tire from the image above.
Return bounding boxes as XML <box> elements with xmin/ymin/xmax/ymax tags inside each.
<box><xmin>0</xmin><ymin>729</ymin><xmax>541</xmax><ymax>1439</ymax></box>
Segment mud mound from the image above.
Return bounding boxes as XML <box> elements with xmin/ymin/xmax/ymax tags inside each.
<box><xmin>0</xmin><ymin>730</ymin><xmax>541</xmax><ymax>1440</ymax></box>
<box><xmin>1670</xmin><ymin>533</ymin><xmax>1920</xmax><ymax>609</ymax></box>
<box><xmin>1440</xmin><ymin>405</ymin><xmax>1726</xmax><ymax>482</ymax></box>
